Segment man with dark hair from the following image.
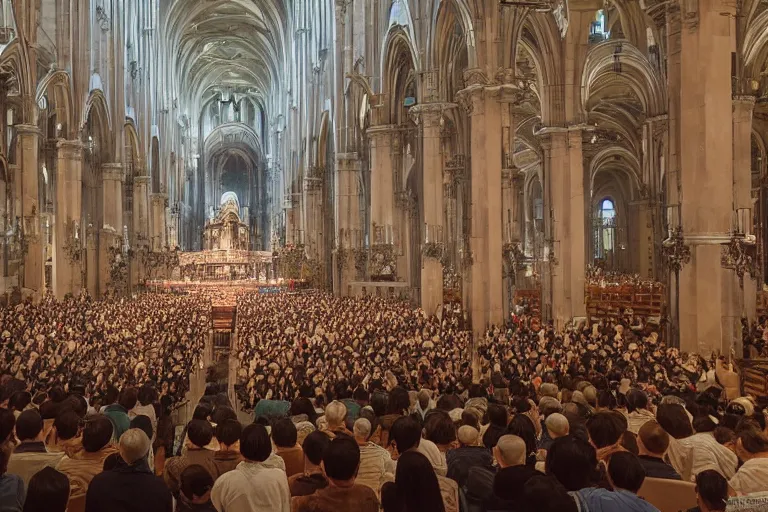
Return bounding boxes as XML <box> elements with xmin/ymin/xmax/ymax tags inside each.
<box><xmin>46</xmin><ymin>409</ymin><xmax>83</xmax><ymax>457</ymax></box>
<box><xmin>607</xmin><ymin>452</ymin><xmax>647</xmax><ymax>494</ymax></box>
<box><xmin>7</xmin><ymin>409</ymin><xmax>65</xmax><ymax>485</ymax></box>
<box><xmin>211</xmin><ymin>424</ymin><xmax>290</xmax><ymax>511</ymax></box>
<box><xmin>272</xmin><ymin>418</ymin><xmax>303</xmax><ymax>477</ymax></box>
<box><xmin>57</xmin><ymin>415</ymin><xmax>118</xmax><ymax>498</ymax></box>
<box><xmin>213</xmin><ymin>419</ymin><xmax>243</xmax><ymax>477</ymax></box>
<box><xmin>289</xmin><ymin>430</ymin><xmax>331</xmax><ymax>497</ymax></box>
<box><xmin>636</xmin><ymin>420</ymin><xmax>681</xmax><ymax>480</ymax></box>
<box><xmin>293</xmin><ymin>437</ymin><xmax>379</xmax><ymax>512</ymax></box>
<box><xmin>164</xmin><ymin>419</ymin><xmax>218</xmax><ymax>498</ymax></box>
<box><xmin>587</xmin><ymin>411</ymin><xmax>627</xmax><ymax>462</ymax></box>
<box><xmin>178</xmin><ymin>464</ymin><xmax>216</xmax><ymax>512</ymax></box>
<box><xmin>388</xmin><ymin>415</ymin><xmax>422</xmax><ymax>455</ymax></box>
<box><xmin>103</xmin><ymin>386</ymin><xmax>134</xmax><ymax>441</ymax></box>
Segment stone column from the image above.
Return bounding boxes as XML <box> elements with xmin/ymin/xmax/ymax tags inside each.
<box><xmin>133</xmin><ymin>175</ymin><xmax>150</xmax><ymax>283</ymax></box>
<box><xmin>459</xmin><ymin>83</ymin><xmax>503</xmax><ymax>334</ymax></box>
<box><xmin>677</xmin><ymin>0</ymin><xmax>734</xmax><ymax>356</ymax></box>
<box><xmin>368</xmin><ymin>125</ymin><xmax>396</xmax><ymax>244</ymax></box>
<box><xmin>303</xmin><ymin>176</ymin><xmax>323</xmax><ymax>260</ymax></box>
<box><xmin>540</xmin><ymin>127</ymin><xmax>587</xmax><ymax>328</ymax></box>
<box><xmin>54</xmin><ymin>140</ymin><xmax>83</xmax><ymax>298</ymax></box>
<box><xmin>334</xmin><ymin>153</ymin><xmax>361</xmax><ymax>296</ymax></box>
<box><xmin>568</xmin><ymin>127</ymin><xmax>587</xmax><ymax>320</ymax></box>
<box><xmin>733</xmin><ymin>96</ymin><xmax>757</xmax><ymax>323</ymax></box>
<box><xmin>412</xmin><ymin>104</ymin><xmax>453</xmax><ymax>316</ymax></box>
<box><xmin>16</xmin><ymin>124</ymin><xmax>42</xmax><ymax>296</ymax></box>
<box><xmin>100</xmin><ymin>163</ymin><xmax>124</xmax><ymax>294</ymax></box>
<box><xmin>150</xmin><ymin>193</ymin><xmax>168</xmax><ymax>251</ymax></box>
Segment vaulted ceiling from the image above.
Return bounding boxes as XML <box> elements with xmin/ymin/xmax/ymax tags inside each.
<box><xmin>165</xmin><ymin>0</ymin><xmax>290</xmax><ymax>127</ymax></box>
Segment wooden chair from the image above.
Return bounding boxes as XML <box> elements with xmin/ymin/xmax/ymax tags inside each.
<box><xmin>637</xmin><ymin>477</ymin><xmax>697</xmax><ymax>512</ymax></box>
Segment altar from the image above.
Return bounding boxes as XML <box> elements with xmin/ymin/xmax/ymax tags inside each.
<box><xmin>203</xmin><ymin>195</ymin><xmax>250</xmax><ymax>251</ymax></box>
<box><xmin>179</xmin><ymin>193</ymin><xmax>273</xmax><ymax>280</ymax></box>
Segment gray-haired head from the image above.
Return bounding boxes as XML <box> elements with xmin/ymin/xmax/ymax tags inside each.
<box><xmin>119</xmin><ymin>428</ymin><xmax>150</xmax><ymax>465</ymax></box>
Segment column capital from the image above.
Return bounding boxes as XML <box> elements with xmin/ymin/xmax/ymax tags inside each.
<box><xmin>14</xmin><ymin>124</ymin><xmax>41</xmax><ymax>136</ymax></box>
<box><xmin>134</xmin><ymin>175</ymin><xmax>150</xmax><ymax>185</ymax></box>
<box><xmin>409</xmin><ymin>102</ymin><xmax>457</xmax><ymax>129</ymax></box>
<box><xmin>102</xmin><ymin>163</ymin><xmax>124</xmax><ymax>182</ymax></box>
<box><xmin>733</xmin><ymin>95</ymin><xmax>756</xmax><ymax>113</ymax></box>
<box><xmin>366</xmin><ymin>124</ymin><xmax>398</xmax><ymax>137</ymax></box>
<box><xmin>56</xmin><ymin>140</ymin><xmax>84</xmax><ymax>159</ymax></box>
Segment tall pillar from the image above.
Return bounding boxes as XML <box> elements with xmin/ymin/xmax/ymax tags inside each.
<box><xmin>100</xmin><ymin>164</ymin><xmax>124</xmax><ymax>294</ymax></box>
<box><xmin>368</xmin><ymin>125</ymin><xmax>396</xmax><ymax>245</ymax></box>
<box><xmin>459</xmin><ymin>82</ymin><xmax>503</xmax><ymax>334</ymax></box>
<box><xmin>54</xmin><ymin>140</ymin><xmax>83</xmax><ymax>298</ymax></box>
<box><xmin>733</xmin><ymin>96</ymin><xmax>757</xmax><ymax>323</ymax></box>
<box><xmin>540</xmin><ymin>127</ymin><xmax>587</xmax><ymax>328</ymax></box>
<box><xmin>150</xmin><ymin>193</ymin><xmax>168</xmax><ymax>251</ymax></box>
<box><xmin>411</xmin><ymin>104</ymin><xmax>453</xmax><ymax>316</ymax></box>
<box><xmin>16</xmin><ymin>124</ymin><xmax>42</xmax><ymax>296</ymax></box>
<box><xmin>568</xmin><ymin>128</ymin><xmax>587</xmax><ymax>320</ymax></box>
<box><xmin>133</xmin><ymin>175</ymin><xmax>150</xmax><ymax>283</ymax></box>
<box><xmin>303</xmin><ymin>176</ymin><xmax>323</xmax><ymax>260</ymax></box>
<box><xmin>334</xmin><ymin>153</ymin><xmax>361</xmax><ymax>296</ymax></box>
<box><xmin>677</xmin><ymin>0</ymin><xmax>734</xmax><ymax>356</ymax></box>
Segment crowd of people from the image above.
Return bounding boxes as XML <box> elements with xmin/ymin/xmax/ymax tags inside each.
<box><xmin>234</xmin><ymin>293</ymin><xmax>471</xmax><ymax>408</ymax></box>
<box><xmin>0</xmin><ymin>352</ymin><xmax>766</xmax><ymax>512</ymax></box>
<box><xmin>0</xmin><ymin>293</ymin><xmax>211</xmax><ymax>406</ymax></box>
<box><xmin>0</xmin><ymin>285</ymin><xmax>766</xmax><ymax>511</ymax></box>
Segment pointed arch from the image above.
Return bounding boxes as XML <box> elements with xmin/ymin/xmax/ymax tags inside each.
<box><xmin>36</xmin><ymin>69</ymin><xmax>75</xmax><ymax>139</ymax></box>
<box><xmin>82</xmin><ymin>89</ymin><xmax>114</xmax><ymax>162</ymax></box>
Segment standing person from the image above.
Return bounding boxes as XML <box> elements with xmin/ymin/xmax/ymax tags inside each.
<box><xmin>293</xmin><ymin>437</ymin><xmax>379</xmax><ymax>512</ymax></box>
<box><xmin>729</xmin><ymin>424</ymin><xmax>768</xmax><ymax>496</ymax></box>
<box><xmin>21</xmin><ymin>467</ymin><xmax>70</xmax><ymax>512</ymax></box>
<box><xmin>56</xmin><ymin>415</ymin><xmax>117</xmax><ymax>498</ymax></box>
<box><xmin>212</xmin><ymin>419</ymin><xmax>243</xmax><ymax>477</ymax></box>
<box><xmin>7</xmin><ymin>410</ymin><xmax>65</xmax><ymax>486</ymax></box>
<box><xmin>103</xmin><ymin>388</ymin><xmax>136</xmax><ymax>442</ymax></box>
<box><xmin>176</xmin><ymin>465</ymin><xmax>216</xmax><ymax>512</ymax></box>
<box><xmin>164</xmin><ymin>420</ymin><xmax>218</xmax><ymax>498</ymax></box>
<box><xmin>289</xmin><ymin>431</ymin><xmax>330</xmax><ymax>497</ymax></box>
<box><xmin>0</xmin><ymin>409</ymin><xmax>24</xmax><ymax>512</ymax></box>
<box><xmin>272</xmin><ymin>419</ymin><xmax>304</xmax><ymax>477</ymax></box>
<box><xmin>85</xmin><ymin>429</ymin><xmax>172</xmax><ymax>512</ymax></box>
<box><xmin>381</xmin><ymin>451</ymin><xmax>445</xmax><ymax>512</ymax></box>
<box><xmin>636</xmin><ymin>420</ymin><xmax>681</xmax><ymax>480</ymax></box>
<box><xmin>211</xmin><ymin>424</ymin><xmax>290</xmax><ymax>512</ymax></box>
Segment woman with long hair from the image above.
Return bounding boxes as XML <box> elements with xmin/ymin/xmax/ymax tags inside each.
<box><xmin>381</xmin><ymin>451</ymin><xmax>446</xmax><ymax>512</ymax></box>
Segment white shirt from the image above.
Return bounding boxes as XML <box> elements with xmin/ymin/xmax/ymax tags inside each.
<box><xmin>729</xmin><ymin>457</ymin><xmax>768</xmax><ymax>496</ymax></box>
<box><xmin>676</xmin><ymin>433</ymin><xmax>738</xmax><ymax>481</ymax></box>
<box><xmin>211</xmin><ymin>460</ymin><xmax>290</xmax><ymax>512</ymax></box>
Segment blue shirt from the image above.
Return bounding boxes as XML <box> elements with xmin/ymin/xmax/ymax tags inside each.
<box><xmin>0</xmin><ymin>473</ymin><xmax>25</xmax><ymax>512</ymax></box>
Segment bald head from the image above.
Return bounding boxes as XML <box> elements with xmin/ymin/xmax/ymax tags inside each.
<box><xmin>545</xmin><ymin>413</ymin><xmax>569</xmax><ymax>439</ymax></box>
<box><xmin>494</xmin><ymin>434</ymin><xmax>526</xmax><ymax>468</ymax></box>
<box><xmin>353</xmin><ymin>418</ymin><xmax>371</xmax><ymax>441</ymax></box>
<box><xmin>119</xmin><ymin>428</ymin><xmax>150</xmax><ymax>465</ymax></box>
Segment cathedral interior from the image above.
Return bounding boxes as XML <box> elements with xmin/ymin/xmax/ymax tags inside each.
<box><xmin>1</xmin><ymin>0</ymin><xmax>768</xmax><ymax>356</ymax></box>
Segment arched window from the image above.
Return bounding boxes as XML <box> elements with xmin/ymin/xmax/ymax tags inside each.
<box><xmin>589</xmin><ymin>9</ymin><xmax>608</xmax><ymax>43</ymax></box>
<box><xmin>594</xmin><ymin>198</ymin><xmax>616</xmax><ymax>262</ymax></box>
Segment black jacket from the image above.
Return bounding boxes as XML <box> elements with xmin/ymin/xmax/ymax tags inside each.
<box><xmin>637</xmin><ymin>455</ymin><xmax>682</xmax><ymax>480</ymax></box>
<box><xmin>85</xmin><ymin>459</ymin><xmax>172</xmax><ymax>512</ymax></box>
<box><xmin>447</xmin><ymin>446</ymin><xmax>495</xmax><ymax>488</ymax></box>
